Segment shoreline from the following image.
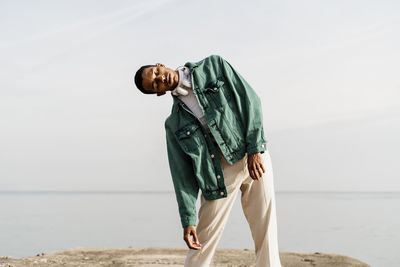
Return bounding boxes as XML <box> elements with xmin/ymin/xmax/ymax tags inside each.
<box><xmin>0</xmin><ymin>247</ymin><xmax>370</xmax><ymax>266</ymax></box>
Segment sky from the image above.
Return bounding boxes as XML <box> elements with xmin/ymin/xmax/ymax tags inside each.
<box><xmin>0</xmin><ymin>0</ymin><xmax>399</xmax><ymax>192</ymax></box>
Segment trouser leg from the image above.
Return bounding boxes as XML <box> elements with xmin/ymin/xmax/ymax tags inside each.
<box><xmin>240</xmin><ymin>150</ymin><xmax>283</xmax><ymax>267</ymax></box>
<box><xmin>184</xmin><ymin>147</ymin><xmax>246</xmax><ymax>267</ymax></box>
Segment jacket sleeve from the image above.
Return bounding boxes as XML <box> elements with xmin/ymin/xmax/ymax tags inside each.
<box><xmin>217</xmin><ymin>55</ymin><xmax>267</xmax><ymax>155</ymax></box>
<box><xmin>165</xmin><ymin>122</ymin><xmax>199</xmax><ymax>228</ymax></box>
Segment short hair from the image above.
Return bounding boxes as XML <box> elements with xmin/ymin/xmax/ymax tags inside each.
<box><xmin>134</xmin><ymin>64</ymin><xmax>156</xmax><ymax>94</ymax></box>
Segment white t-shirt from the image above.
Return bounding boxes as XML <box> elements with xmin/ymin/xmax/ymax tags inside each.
<box><xmin>172</xmin><ymin>66</ymin><xmax>211</xmax><ymax>133</ymax></box>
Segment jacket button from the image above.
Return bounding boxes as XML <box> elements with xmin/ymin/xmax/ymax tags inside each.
<box><xmin>204</xmin><ymin>134</ymin><xmax>207</xmax><ymax>137</ymax></box>
<box><xmin>261</xmin><ymin>144</ymin><xmax>265</xmax><ymax>148</ymax></box>
<box><xmin>211</xmin><ymin>154</ymin><xmax>215</xmax><ymax>158</ymax></box>
<box><xmin>186</xmin><ymin>131</ymin><xmax>191</xmax><ymax>135</ymax></box>
<box><xmin>217</xmin><ymin>175</ymin><xmax>221</xmax><ymax>179</ymax></box>
<box><xmin>220</xmin><ymin>191</ymin><xmax>224</xmax><ymax>196</ymax></box>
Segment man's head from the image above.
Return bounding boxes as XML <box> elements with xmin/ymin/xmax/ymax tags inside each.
<box><xmin>134</xmin><ymin>63</ymin><xmax>179</xmax><ymax>96</ymax></box>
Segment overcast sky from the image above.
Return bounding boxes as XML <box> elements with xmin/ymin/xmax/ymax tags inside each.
<box><xmin>1</xmin><ymin>0</ymin><xmax>399</xmax><ymax>192</ymax></box>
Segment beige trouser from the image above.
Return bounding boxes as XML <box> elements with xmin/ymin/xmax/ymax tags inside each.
<box><xmin>184</xmin><ymin>146</ymin><xmax>282</xmax><ymax>267</ymax></box>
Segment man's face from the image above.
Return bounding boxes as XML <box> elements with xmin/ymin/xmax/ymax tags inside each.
<box><xmin>141</xmin><ymin>63</ymin><xmax>179</xmax><ymax>96</ymax></box>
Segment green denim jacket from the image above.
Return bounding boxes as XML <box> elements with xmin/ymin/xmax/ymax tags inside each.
<box><xmin>164</xmin><ymin>55</ymin><xmax>267</xmax><ymax>228</ymax></box>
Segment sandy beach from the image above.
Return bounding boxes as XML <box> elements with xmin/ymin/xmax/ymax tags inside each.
<box><xmin>0</xmin><ymin>247</ymin><xmax>370</xmax><ymax>266</ymax></box>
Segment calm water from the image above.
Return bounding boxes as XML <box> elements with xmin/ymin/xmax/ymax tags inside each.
<box><xmin>0</xmin><ymin>191</ymin><xmax>399</xmax><ymax>267</ymax></box>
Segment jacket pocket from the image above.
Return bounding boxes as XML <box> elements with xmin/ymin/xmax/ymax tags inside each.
<box><xmin>175</xmin><ymin>123</ymin><xmax>203</xmax><ymax>154</ymax></box>
<box><xmin>202</xmin><ymin>77</ymin><xmax>233</xmax><ymax>108</ymax></box>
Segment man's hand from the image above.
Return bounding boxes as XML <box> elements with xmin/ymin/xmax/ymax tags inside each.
<box><xmin>183</xmin><ymin>226</ymin><xmax>201</xmax><ymax>250</ymax></box>
<box><xmin>247</xmin><ymin>152</ymin><xmax>266</xmax><ymax>180</ymax></box>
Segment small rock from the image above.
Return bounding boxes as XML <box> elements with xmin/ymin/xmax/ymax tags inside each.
<box><xmin>83</xmin><ymin>257</ymin><xmax>89</xmax><ymax>260</ymax></box>
<box><xmin>314</xmin><ymin>252</ymin><xmax>321</xmax><ymax>254</ymax></box>
<box><xmin>39</xmin><ymin>259</ymin><xmax>47</xmax><ymax>263</ymax></box>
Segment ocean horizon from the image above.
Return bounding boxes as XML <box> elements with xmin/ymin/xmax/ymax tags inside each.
<box><xmin>1</xmin><ymin>190</ymin><xmax>399</xmax><ymax>266</ymax></box>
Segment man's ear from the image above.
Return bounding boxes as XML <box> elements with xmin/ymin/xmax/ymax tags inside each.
<box><xmin>157</xmin><ymin>92</ymin><xmax>166</xmax><ymax>96</ymax></box>
<box><xmin>156</xmin><ymin>63</ymin><xmax>165</xmax><ymax>67</ymax></box>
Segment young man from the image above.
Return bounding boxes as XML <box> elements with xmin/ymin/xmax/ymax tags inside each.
<box><xmin>134</xmin><ymin>55</ymin><xmax>282</xmax><ymax>267</ymax></box>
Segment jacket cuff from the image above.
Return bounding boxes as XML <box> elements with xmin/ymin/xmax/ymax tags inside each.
<box><xmin>247</xmin><ymin>141</ymin><xmax>267</xmax><ymax>155</ymax></box>
<box><xmin>181</xmin><ymin>216</ymin><xmax>197</xmax><ymax>228</ymax></box>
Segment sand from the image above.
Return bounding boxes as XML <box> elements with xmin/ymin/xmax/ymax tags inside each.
<box><xmin>0</xmin><ymin>247</ymin><xmax>370</xmax><ymax>267</ymax></box>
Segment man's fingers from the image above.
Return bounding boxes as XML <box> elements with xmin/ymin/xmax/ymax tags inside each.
<box><xmin>249</xmin><ymin>166</ymin><xmax>266</xmax><ymax>180</ymax></box>
<box><xmin>255</xmin><ymin>167</ymin><xmax>262</xmax><ymax>180</ymax></box>
<box><xmin>253</xmin><ymin>163</ymin><xmax>262</xmax><ymax>180</ymax></box>
<box><xmin>256</xmin><ymin>164</ymin><xmax>264</xmax><ymax>179</ymax></box>
<box><xmin>192</xmin><ymin>230</ymin><xmax>201</xmax><ymax>246</ymax></box>
<box><xmin>260</xmin><ymin>162</ymin><xmax>266</xmax><ymax>173</ymax></box>
<box><xmin>249</xmin><ymin>168</ymin><xmax>256</xmax><ymax>180</ymax></box>
<box><xmin>184</xmin><ymin>233</ymin><xmax>190</xmax><ymax>246</ymax></box>
<box><xmin>251</xmin><ymin>168</ymin><xmax>259</xmax><ymax>180</ymax></box>
<box><xmin>192</xmin><ymin>230</ymin><xmax>199</xmax><ymax>244</ymax></box>
<box><xmin>248</xmin><ymin>154</ymin><xmax>265</xmax><ymax>180</ymax></box>
<box><xmin>189</xmin><ymin>232</ymin><xmax>201</xmax><ymax>250</ymax></box>
<box><xmin>184</xmin><ymin>236</ymin><xmax>191</xmax><ymax>249</ymax></box>
<box><xmin>184</xmin><ymin>235</ymin><xmax>199</xmax><ymax>250</ymax></box>
<box><xmin>183</xmin><ymin>228</ymin><xmax>201</xmax><ymax>250</ymax></box>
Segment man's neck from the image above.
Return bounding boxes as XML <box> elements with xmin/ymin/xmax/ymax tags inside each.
<box><xmin>171</xmin><ymin>66</ymin><xmax>191</xmax><ymax>96</ymax></box>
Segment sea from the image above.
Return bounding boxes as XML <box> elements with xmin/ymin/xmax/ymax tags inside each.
<box><xmin>0</xmin><ymin>191</ymin><xmax>399</xmax><ymax>267</ymax></box>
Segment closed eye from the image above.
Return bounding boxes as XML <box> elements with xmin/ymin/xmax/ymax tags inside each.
<box><xmin>152</xmin><ymin>68</ymin><xmax>157</xmax><ymax>89</ymax></box>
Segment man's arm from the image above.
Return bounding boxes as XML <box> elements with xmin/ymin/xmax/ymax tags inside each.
<box><xmin>217</xmin><ymin>55</ymin><xmax>267</xmax><ymax>155</ymax></box>
<box><xmin>165</xmin><ymin>123</ymin><xmax>199</xmax><ymax>228</ymax></box>
<box><xmin>165</xmin><ymin>123</ymin><xmax>202</xmax><ymax>249</ymax></box>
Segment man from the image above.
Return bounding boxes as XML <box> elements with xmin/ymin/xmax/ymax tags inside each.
<box><xmin>134</xmin><ymin>55</ymin><xmax>282</xmax><ymax>267</ymax></box>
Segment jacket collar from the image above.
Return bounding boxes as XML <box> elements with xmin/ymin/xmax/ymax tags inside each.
<box><xmin>171</xmin><ymin>60</ymin><xmax>199</xmax><ymax>113</ymax></box>
<box><xmin>172</xmin><ymin>91</ymin><xmax>186</xmax><ymax>114</ymax></box>
<box><xmin>184</xmin><ymin>61</ymin><xmax>199</xmax><ymax>71</ymax></box>
<box><xmin>170</xmin><ymin>66</ymin><xmax>191</xmax><ymax>96</ymax></box>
